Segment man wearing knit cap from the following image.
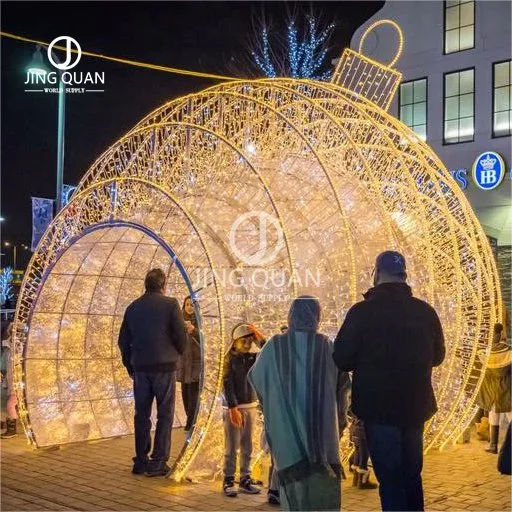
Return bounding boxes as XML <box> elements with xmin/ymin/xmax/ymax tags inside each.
<box><xmin>333</xmin><ymin>251</ymin><xmax>445</xmax><ymax>512</ymax></box>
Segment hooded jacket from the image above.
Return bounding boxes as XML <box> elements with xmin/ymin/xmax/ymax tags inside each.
<box><xmin>333</xmin><ymin>282</ymin><xmax>445</xmax><ymax>427</ymax></box>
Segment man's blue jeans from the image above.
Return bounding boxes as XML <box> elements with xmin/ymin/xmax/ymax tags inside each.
<box><xmin>364</xmin><ymin>423</ymin><xmax>424</xmax><ymax>511</ymax></box>
<box><xmin>133</xmin><ymin>371</ymin><xmax>176</xmax><ymax>463</ymax></box>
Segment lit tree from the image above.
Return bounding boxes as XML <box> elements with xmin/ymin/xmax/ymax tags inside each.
<box><xmin>0</xmin><ymin>266</ymin><xmax>13</xmax><ymax>306</ymax></box>
<box><xmin>251</xmin><ymin>17</ymin><xmax>335</xmax><ymax>80</ymax></box>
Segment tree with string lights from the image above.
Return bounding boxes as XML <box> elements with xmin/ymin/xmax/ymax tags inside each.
<box><xmin>251</xmin><ymin>17</ymin><xmax>335</xmax><ymax>80</ymax></box>
<box><xmin>0</xmin><ymin>266</ymin><xmax>13</xmax><ymax>307</ymax></box>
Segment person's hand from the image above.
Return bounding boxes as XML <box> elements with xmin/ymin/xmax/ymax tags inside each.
<box><xmin>248</xmin><ymin>324</ymin><xmax>265</xmax><ymax>343</ymax></box>
<box><xmin>185</xmin><ymin>321</ymin><xmax>195</xmax><ymax>334</ymax></box>
<box><xmin>229</xmin><ymin>407</ymin><xmax>243</xmax><ymax>428</ymax></box>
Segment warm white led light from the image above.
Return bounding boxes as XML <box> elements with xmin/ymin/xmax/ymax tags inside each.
<box><xmin>12</xmin><ymin>48</ymin><xmax>501</xmax><ymax>481</ymax></box>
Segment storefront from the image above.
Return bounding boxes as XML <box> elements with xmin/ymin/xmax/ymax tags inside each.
<box><xmin>351</xmin><ymin>0</ymin><xmax>512</xmax><ymax>333</ymax></box>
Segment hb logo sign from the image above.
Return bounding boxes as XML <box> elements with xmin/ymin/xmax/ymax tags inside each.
<box><xmin>472</xmin><ymin>152</ymin><xmax>505</xmax><ymax>191</ymax></box>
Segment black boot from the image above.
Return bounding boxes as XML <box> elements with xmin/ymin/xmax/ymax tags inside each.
<box><xmin>267</xmin><ymin>489</ymin><xmax>280</xmax><ymax>506</ymax></box>
<box><xmin>1</xmin><ymin>418</ymin><xmax>17</xmax><ymax>439</ymax></box>
<box><xmin>486</xmin><ymin>425</ymin><xmax>499</xmax><ymax>453</ymax></box>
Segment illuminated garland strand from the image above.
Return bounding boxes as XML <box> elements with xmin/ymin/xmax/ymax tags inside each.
<box><xmin>251</xmin><ymin>28</ymin><xmax>276</xmax><ymax>78</ymax></box>
<box><xmin>0</xmin><ymin>31</ymin><xmax>238</xmax><ymax>81</ymax></box>
<box><xmin>253</xmin><ymin>18</ymin><xmax>335</xmax><ymax>80</ymax></box>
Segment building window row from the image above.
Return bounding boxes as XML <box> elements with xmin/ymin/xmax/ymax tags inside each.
<box><xmin>399</xmin><ymin>79</ymin><xmax>427</xmax><ymax>141</ymax></box>
<box><xmin>444</xmin><ymin>68</ymin><xmax>474</xmax><ymax>144</ymax></box>
<box><xmin>493</xmin><ymin>60</ymin><xmax>512</xmax><ymax>138</ymax></box>
<box><xmin>444</xmin><ymin>0</ymin><xmax>475</xmax><ymax>54</ymax></box>
<box><xmin>399</xmin><ymin>60</ymin><xmax>512</xmax><ymax>143</ymax></box>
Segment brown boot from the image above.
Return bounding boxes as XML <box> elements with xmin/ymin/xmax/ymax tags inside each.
<box><xmin>1</xmin><ymin>418</ymin><xmax>17</xmax><ymax>439</ymax></box>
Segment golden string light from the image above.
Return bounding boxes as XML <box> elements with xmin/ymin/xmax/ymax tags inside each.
<box><xmin>358</xmin><ymin>19</ymin><xmax>404</xmax><ymax>68</ymax></box>
<box><xmin>12</xmin><ymin>38</ymin><xmax>501</xmax><ymax>481</ymax></box>
<box><xmin>0</xmin><ymin>31</ymin><xmax>238</xmax><ymax>81</ymax></box>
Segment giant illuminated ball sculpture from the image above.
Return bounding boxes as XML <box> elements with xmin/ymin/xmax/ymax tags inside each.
<box><xmin>13</xmin><ymin>23</ymin><xmax>502</xmax><ymax>480</ymax></box>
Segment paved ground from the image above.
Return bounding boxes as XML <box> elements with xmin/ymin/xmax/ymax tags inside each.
<box><xmin>1</xmin><ymin>427</ymin><xmax>510</xmax><ymax>512</ymax></box>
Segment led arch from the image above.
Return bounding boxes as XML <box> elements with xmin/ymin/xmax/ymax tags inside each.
<box><xmin>13</xmin><ymin>77</ymin><xmax>501</xmax><ymax>480</ymax></box>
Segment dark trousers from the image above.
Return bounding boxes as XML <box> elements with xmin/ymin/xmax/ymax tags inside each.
<box><xmin>181</xmin><ymin>381</ymin><xmax>199</xmax><ymax>430</ymax></box>
<box><xmin>365</xmin><ymin>423</ymin><xmax>424</xmax><ymax>512</ymax></box>
<box><xmin>133</xmin><ymin>371</ymin><xmax>176</xmax><ymax>463</ymax></box>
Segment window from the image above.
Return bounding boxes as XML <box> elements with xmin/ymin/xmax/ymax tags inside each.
<box><xmin>444</xmin><ymin>0</ymin><xmax>475</xmax><ymax>54</ymax></box>
<box><xmin>399</xmin><ymin>79</ymin><xmax>427</xmax><ymax>140</ymax></box>
<box><xmin>493</xmin><ymin>60</ymin><xmax>512</xmax><ymax>137</ymax></box>
<box><xmin>444</xmin><ymin>69</ymin><xmax>474</xmax><ymax>144</ymax></box>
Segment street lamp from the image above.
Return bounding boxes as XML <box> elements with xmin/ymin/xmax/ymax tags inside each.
<box><xmin>3</xmin><ymin>242</ymin><xmax>31</xmax><ymax>273</ymax></box>
<box><xmin>27</xmin><ymin>45</ymin><xmax>66</xmax><ymax>213</ymax></box>
<box><xmin>3</xmin><ymin>241</ymin><xmax>16</xmax><ymax>272</ymax></box>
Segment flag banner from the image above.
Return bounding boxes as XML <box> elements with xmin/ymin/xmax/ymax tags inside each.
<box><xmin>31</xmin><ymin>197</ymin><xmax>54</xmax><ymax>251</ymax></box>
<box><xmin>62</xmin><ymin>184</ymin><xmax>76</xmax><ymax>207</ymax></box>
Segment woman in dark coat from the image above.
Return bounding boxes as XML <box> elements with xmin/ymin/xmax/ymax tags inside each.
<box><xmin>476</xmin><ymin>323</ymin><xmax>512</xmax><ymax>453</ymax></box>
<box><xmin>177</xmin><ymin>297</ymin><xmax>201</xmax><ymax>431</ymax></box>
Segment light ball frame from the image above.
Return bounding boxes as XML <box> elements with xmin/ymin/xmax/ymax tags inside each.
<box><xmin>13</xmin><ymin>76</ymin><xmax>501</xmax><ymax>480</ymax></box>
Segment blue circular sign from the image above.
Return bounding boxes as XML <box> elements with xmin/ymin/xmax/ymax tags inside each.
<box><xmin>472</xmin><ymin>151</ymin><xmax>506</xmax><ymax>191</ymax></box>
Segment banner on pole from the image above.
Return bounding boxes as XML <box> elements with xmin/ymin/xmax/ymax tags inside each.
<box><xmin>62</xmin><ymin>184</ymin><xmax>76</xmax><ymax>207</ymax></box>
<box><xmin>31</xmin><ymin>197</ymin><xmax>54</xmax><ymax>251</ymax></box>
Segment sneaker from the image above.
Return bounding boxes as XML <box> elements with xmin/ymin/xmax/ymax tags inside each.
<box><xmin>145</xmin><ymin>461</ymin><xmax>171</xmax><ymax>477</ymax></box>
<box><xmin>132</xmin><ymin>459</ymin><xmax>147</xmax><ymax>475</ymax></box>
<box><xmin>268</xmin><ymin>489</ymin><xmax>280</xmax><ymax>505</ymax></box>
<box><xmin>223</xmin><ymin>477</ymin><xmax>238</xmax><ymax>497</ymax></box>
<box><xmin>357</xmin><ymin>469</ymin><xmax>379</xmax><ymax>490</ymax></box>
<box><xmin>239</xmin><ymin>475</ymin><xmax>261</xmax><ymax>494</ymax></box>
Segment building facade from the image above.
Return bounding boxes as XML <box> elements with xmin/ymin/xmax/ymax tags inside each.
<box><xmin>351</xmin><ymin>0</ymin><xmax>511</xmax><ymax>329</ymax></box>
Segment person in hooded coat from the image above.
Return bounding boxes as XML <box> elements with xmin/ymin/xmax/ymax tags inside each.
<box><xmin>248</xmin><ymin>296</ymin><xmax>341</xmax><ymax>511</ymax></box>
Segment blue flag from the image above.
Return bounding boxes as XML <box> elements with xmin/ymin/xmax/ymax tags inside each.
<box><xmin>31</xmin><ymin>197</ymin><xmax>54</xmax><ymax>251</ymax></box>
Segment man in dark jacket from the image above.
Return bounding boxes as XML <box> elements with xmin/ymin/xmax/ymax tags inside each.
<box><xmin>333</xmin><ymin>251</ymin><xmax>445</xmax><ymax>511</ymax></box>
<box><xmin>118</xmin><ymin>268</ymin><xmax>188</xmax><ymax>477</ymax></box>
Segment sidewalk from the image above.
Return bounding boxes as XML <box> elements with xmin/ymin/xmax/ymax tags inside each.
<box><xmin>1</xmin><ymin>430</ymin><xmax>510</xmax><ymax>511</ymax></box>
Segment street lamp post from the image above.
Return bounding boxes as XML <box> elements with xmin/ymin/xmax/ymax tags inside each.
<box><xmin>3</xmin><ymin>243</ymin><xmax>30</xmax><ymax>273</ymax></box>
<box><xmin>28</xmin><ymin>46</ymin><xmax>66</xmax><ymax>213</ymax></box>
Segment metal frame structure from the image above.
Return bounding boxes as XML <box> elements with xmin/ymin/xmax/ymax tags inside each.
<box><xmin>13</xmin><ymin>43</ymin><xmax>501</xmax><ymax>480</ymax></box>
